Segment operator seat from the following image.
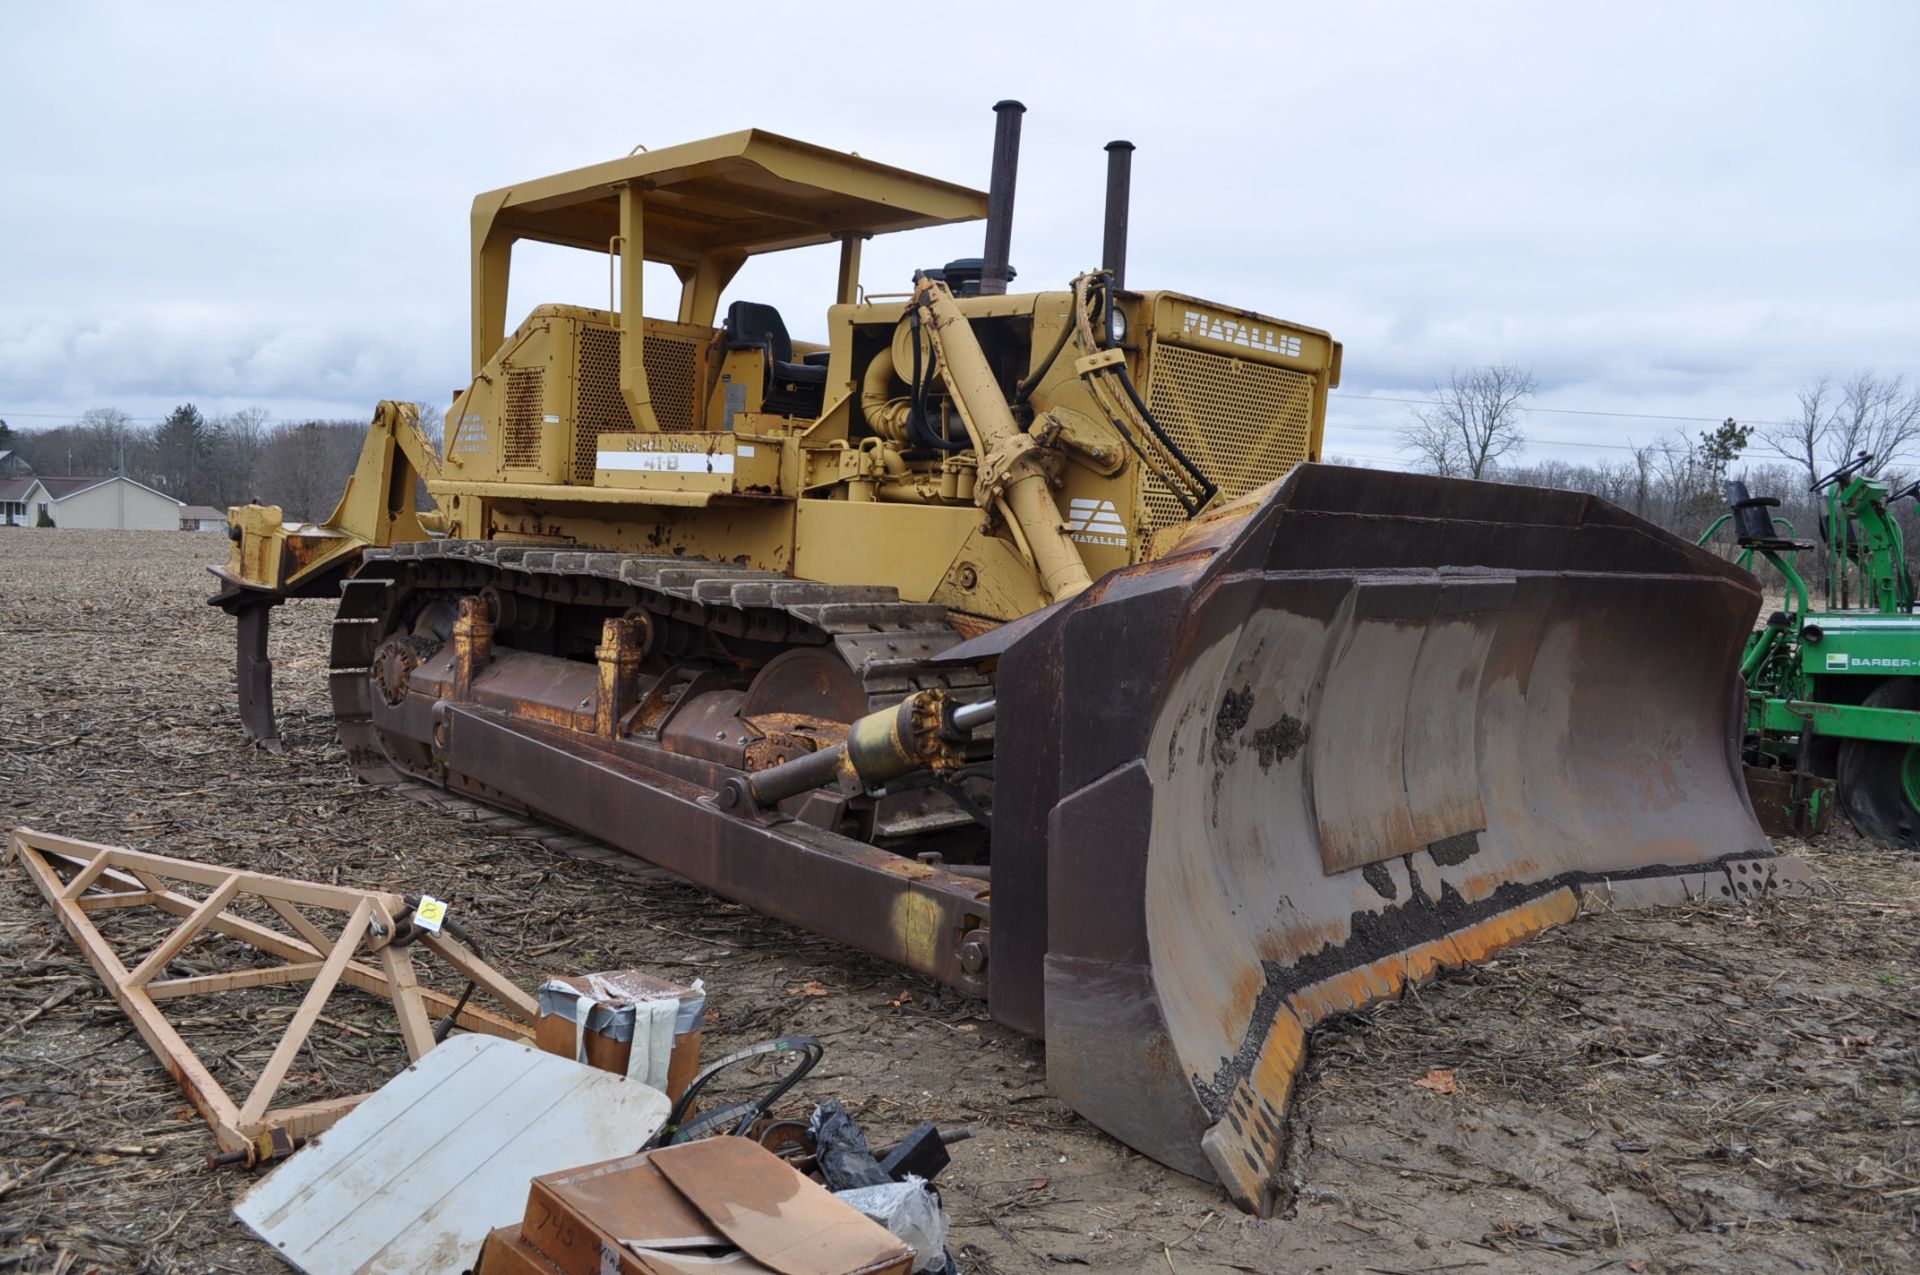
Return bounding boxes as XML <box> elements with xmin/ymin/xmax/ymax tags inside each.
<box><xmin>724</xmin><ymin>301</ymin><xmax>827</xmax><ymax>418</ymax></box>
<box><xmin>1724</xmin><ymin>480</ymin><xmax>1812</xmax><ymax>551</ymax></box>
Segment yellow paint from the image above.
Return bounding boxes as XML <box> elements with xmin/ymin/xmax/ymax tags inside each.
<box><xmin>222</xmin><ymin>401</ymin><xmax>437</xmax><ymax>593</ymax></box>
<box><xmin>888</xmin><ymin>890</ymin><xmax>946</xmax><ymax>977</ymax></box>
<box><xmin>226</xmin><ymin>128</ymin><xmax>1339</xmax><ymax>629</ymax></box>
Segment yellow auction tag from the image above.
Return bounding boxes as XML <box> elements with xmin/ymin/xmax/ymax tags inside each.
<box><xmin>414</xmin><ymin>895</ymin><xmax>448</xmax><ymax>933</ymax></box>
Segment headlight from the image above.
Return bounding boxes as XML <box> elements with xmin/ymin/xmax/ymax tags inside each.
<box><xmin>1108</xmin><ymin>305</ymin><xmax>1128</xmax><ymax>344</ymax></box>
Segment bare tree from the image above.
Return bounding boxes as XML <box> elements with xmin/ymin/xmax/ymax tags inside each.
<box><xmin>1761</xmin><ymin>378</ymin><xmax>1831</xmax><ymax>487</ymax></box>
<box><xmin>414</xmin><ymin>401</ymin><xmax>445</xmax><ymax>455</ymax></box>
<box><xmin>1400</xmin><ymin>364</ymin><xmax>1536</xmax><ymax>479</ymax></box>
<box><xmin>211</xmin><ymin>406</ymin><xmax>273</xmax><ymax>506</ymax></box>
<box><xmin>1764</xmin><ymin>373</ymin><xmax>1920</xmax><ymax>484</ymax></box>
<box><xmin>255</xmin><ymin>420</ymin><xmax>366</xmax><ymax>521</ymax></box>
<box><xmin>1629</xmin><ymin>443</ymin><xmax>1656</xmax><ymax>520</ymax></box>
<box><xmin>406</xmin><ymin>402</ymin><xmax>445</xmax><ymax>511</ymax></box>
<box><xmin>75</xmin><ymin>407</ymin><xmax>138</xmax><ymax>474</ymax></box>
<box><xmin>10</xmin><ymin>410</ymin><xmax>162</xmax><ymax>482</ymax></box>
<box><xmin>1830</xmin><ymin>373</ymin><xmax>1920</xmax><ymax>476</ymax></box>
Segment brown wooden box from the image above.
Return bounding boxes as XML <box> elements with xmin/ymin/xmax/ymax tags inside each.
<box><xmin>533</xmin><ymin>971</ymin><xmax>704</xmax><ymax>1100</ymax></box>
<box><xmin>520</xmin><ymin>1139</ymin><xmax>913</xmax><ymax>1275</ymax></box>
<box><xmin>474</xmin><ymin>1224</ymin><xmax>569</xmax><ymax>1275</ymax></box>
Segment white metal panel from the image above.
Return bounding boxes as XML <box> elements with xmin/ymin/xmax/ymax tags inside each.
<box><xmin>236</xmin><ymin>1033</ymin><xmax>670</xmax><ymax>1275</ymax></box>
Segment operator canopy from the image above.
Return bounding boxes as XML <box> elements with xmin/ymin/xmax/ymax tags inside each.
<box><xmin>469</xmin><ymin>128</ymin><xmax>989</xmax><ymax>372</ymax></box>
<box><xmin>475</xmin><ymin>129</ymin><xmax>986</xmax><ymax>261</ymax></box>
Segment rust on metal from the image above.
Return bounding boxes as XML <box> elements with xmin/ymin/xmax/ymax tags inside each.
<box><xmin>595</xmin><ymin>616</ymin><xmax>646</xmax><ymax>739</ymax></box>
<box><xmin>988</xmin><ymin>464</ymin><xmax>1812</xmax><ymax>1211</ymax></box>
<box><xmin>299</xmin><ymin>468</ymin><xmax>1808</xmax><ymax>1214</ymax></box>
<box><xmin>429</xmin><ymin>704</ymin><xmax>993</xmax><ymax>994</ymax></box>
<box><xmin>743</xmin><ymin>711</ymin><xmax>849</xmax><ymax>771</ymax></box>
<box><xmin>1741</xmin><ymin>763</ymin><xmax>1834</xmax><ymax>837</ymax></box>
<box><xmin>451</xmin><ymin>594</ymin><xmax>494</xmax><ymax>700</ymax></box>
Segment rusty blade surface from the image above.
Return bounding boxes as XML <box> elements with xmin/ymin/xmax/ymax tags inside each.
<box><xmin>989</xmin><ymin>464</ymin><xmax>1805</xmax><ymax>1213</ymax></box>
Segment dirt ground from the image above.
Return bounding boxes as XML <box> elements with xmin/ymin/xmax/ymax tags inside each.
<box><xmin>2</xmin><ymin>529</ymin><xmax>1916</xmax><ymax>1275</ymax></box>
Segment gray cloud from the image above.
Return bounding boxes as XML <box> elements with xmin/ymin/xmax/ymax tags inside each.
<box><xmin>3</xmin><ymin>2</ymin><xmax>1915</xmax><ymax>468</ymax></box>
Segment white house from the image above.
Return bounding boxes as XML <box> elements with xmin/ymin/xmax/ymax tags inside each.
<box><xmin>180</xmin><ymin>504</ymin><xmax>229</xmax><ymax>534</ymax></box>
<box><xmin>12</xmin><ymin>475</ymin><xmax>184</xmax><ymax>530</ymax></box>
<box><xmin>0</xmin><ymin>476</ymin><xmax>29</xmax><ymax>526</ymax></box>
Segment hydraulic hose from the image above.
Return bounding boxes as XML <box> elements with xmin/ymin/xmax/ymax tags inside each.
<box><xmin>1072</xmin><ymin>273</ymin><xmax>1216</xmax><ymax>515</ymax></box>
<box><xmin>644</xmin><ymin>1035</ymin><xmax>826</xmax><ymax>1148</ymax></box>
<box><xmin>915</xmin><ymin>274</ymin><xmax>1092</xmax><ymax>602</ymax></box>
<box><xmin>1014</xmin><ymin>303</ymin><xmax>1077</xmax><ymax>406</ymax></box>
<box><xmin>906</xmin><ymin>307</ymin><xmax>971</xmax><ymax>453</ymax></box>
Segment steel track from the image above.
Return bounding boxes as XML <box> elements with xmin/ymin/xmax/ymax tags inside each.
<box><xmin>325</xmin><ymin>538</ymin><xmax>990</xmax><ymax>806</ymax></box>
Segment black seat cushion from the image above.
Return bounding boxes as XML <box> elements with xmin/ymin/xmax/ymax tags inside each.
<box><xmin>728</xmin><ymin>300</ymin><xmax>826</xmax><ymax>415</ymax></box>
<box><xmin>776</xmin><ymin>361</ymin><xmax>828</xmax><ymax>386</ymax></box>
<box><xmin>1725</xmin><ymin>480</ymin><xmax>1811</xmax><ymax>550</ymax></box>
<box><xmin>725</xmin><ymin>301</ymin><xmax>793</xmax><ymax>363</ymax></box>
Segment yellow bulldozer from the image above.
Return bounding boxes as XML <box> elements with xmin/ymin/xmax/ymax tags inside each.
<box><xmin>210</xmin><ymin>103</ymin><xmax>1804</xmax><ymax>1214</ymax></box>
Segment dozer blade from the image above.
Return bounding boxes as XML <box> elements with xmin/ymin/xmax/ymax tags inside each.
<box><xmin>979</xmin><ymin>464</ymin><xmax>1810</xmax><ymax>1215</ymax></box>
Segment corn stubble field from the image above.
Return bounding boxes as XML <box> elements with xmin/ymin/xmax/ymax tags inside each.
<box><xmin>1</xmin><ymin>529</ymin><xmax>1916</xmax><ymax>1274</ymax></box>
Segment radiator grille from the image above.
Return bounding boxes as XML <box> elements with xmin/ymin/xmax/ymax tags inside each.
<box><xmin>574</xmin><ymin>328</ymin><xmax>633</xmax><ymax>480</ymax></box>
<box><xmin>644</xmin><ymin>333</ymin><xmax>702</xmax><ymax>433</ymax></box>
<box><xmin>502</xmin><ymin>369</ymin><xmax>545</xmax><ymax>470</ymax></box>
<box><xmin>1141</xmin><ymin>343</ymin><xmax>1315</xmax><ymax>537</ymax></box>
<box><xmin>573</xmin><ymin>326</ymin><xmax>703</xmax><ymax>481</ymax></box>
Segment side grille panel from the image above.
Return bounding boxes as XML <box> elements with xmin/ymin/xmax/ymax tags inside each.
<box><xmin>573</xmin><ymin>325</ymin><xmax>703</xmax><ymax>481</ymax></box>
<box><xmin>502</xmin><ymin>369</ymin><xmax>545</xmax><ymax>470</ymax></box>
<box><xmin>1141</xmin><ymin>344</ymin><xmax>1315</xmax><ymax>537</ymax></box>
<box><xmin>574</xmin><ymin>328</ymin><xmax>634</xmax><ymax>480</ymax></box>
<box><xmin>644</xmin><ymin>334</ymin><xmax>701</xmax><ymax>434</ymax></box>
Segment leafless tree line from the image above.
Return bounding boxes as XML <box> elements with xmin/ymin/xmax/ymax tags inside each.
<box><xmin>1389</xmin><ymin>367</ymin><xmax>1920</xmax><ymax>595</ymax></box>
<box><xmin>1401</xmin><ymin>367</ymin><xmax>1920</xmax><ymax>494</ymax></box>
<box><xmin>8</xmin><ymin>403</ymin><xmax>443</xmax><ymax>521</ymax></box>
<box><xmin>1756</xmin><ymin>373</ymin><xmax>1920</xmax><ymax>485</ymax></box>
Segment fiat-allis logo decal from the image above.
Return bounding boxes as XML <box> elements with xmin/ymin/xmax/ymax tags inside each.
<box><xmin>1066</xmin><ymin>498</ymin><xmax>1128</xmax><ymax>548</ymax></box>
<box><xmin>1181</xmin><ymin>309</ymin><xmax>1303</xmax><ymax>358</ymax></box>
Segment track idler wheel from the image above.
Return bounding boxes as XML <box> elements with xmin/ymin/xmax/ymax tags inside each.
<box><xmin>370</xmin><ymin>634</ymin><xmax>443</xmax><ymax>708</ymax></box>
<box><xmin>1836</xmin><ymin>677</ymin><xmax>1920</xmax><ymax>848</ymax></box>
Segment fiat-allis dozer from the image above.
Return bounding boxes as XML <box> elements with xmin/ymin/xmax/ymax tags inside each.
<box><xmin>210</xmin><ymin>104</ymin><xmax>1801</xmax><ymax>1213</ymax></box>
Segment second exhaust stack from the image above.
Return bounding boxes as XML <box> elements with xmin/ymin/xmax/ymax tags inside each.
<box><xmin>1103</xmin><ymin>140</ymin><xmax>1135</xmax><ymax>289</ymax></box>
<box><xmin>980</xmin><ymin>100</ymin><xmax>1025</xmax><ymax>296</ymax></box>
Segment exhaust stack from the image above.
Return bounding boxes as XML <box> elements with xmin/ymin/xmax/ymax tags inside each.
<box><xmin>1102</xmin><ymin>140</ymin><xmax>1135</xmax><ymax>288</ymax></box>
<box><xmin>980</xmin><ymin>100</ymin><xmax>1025</xmax><ymax>297</ymax></box>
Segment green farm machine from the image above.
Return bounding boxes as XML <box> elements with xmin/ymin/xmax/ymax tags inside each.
<box><xmin>1706</xmin><ymin>453</ymin><xmax>1920</xmax><ymax>845</ymax></box>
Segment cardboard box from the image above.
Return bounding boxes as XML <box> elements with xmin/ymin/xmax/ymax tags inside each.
<box><xmin>534</xmin><ymin>970</ymin><xmax>704</xmax><ymax>1099</ymax></box>
<box><xmin>522</xmin><ymin>1138</ymin><xmax>914</xmax><ymax>1275</ymax></box>
<box><xmin>475</xmin><ymin>1224</ymin><xmax>569</xmax><ymax>1275</ymax></box>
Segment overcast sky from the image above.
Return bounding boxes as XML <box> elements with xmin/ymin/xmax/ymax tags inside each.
<box><xmin>3</xmin><ymin>2</ymin><xmax>1916</xmax><ymax>470</ymax></box>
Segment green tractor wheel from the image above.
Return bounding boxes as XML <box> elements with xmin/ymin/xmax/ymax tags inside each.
<box><xmin>1836</xmin><ymin>677</ymin><xmax>1920</xmax><ymax>849</ymax></box>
